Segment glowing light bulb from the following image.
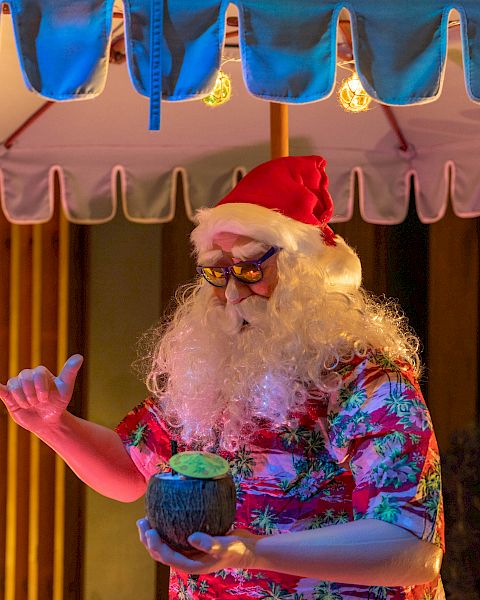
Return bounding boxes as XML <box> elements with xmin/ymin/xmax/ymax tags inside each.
<box><xmin>202</xmin><ymin>70</ymin><xmax>232</xmax><ymax>107</ymax></box>
<box><xmin>338</xmin><ymin>71</ymin><xmax>372</xmax><ymax>113</ymax></box>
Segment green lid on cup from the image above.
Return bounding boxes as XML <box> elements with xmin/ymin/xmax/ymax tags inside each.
<box><xmin>169</xmin><ymin>451</ymin><xmax>229</xmax><ymax>479</ymax></box>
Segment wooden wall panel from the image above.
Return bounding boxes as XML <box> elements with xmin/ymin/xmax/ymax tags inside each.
<box><xmin>37</xmin><ymin>216</ymin><xmax>59</xmax><ymax>600</ymax></box>
<box><xmin>160</xmin><ymin>173</ymin><xmax>196</xmax><ymax>311</ymax></box>
<box><xmin>428</xmin><ymin>209</ymin><xmax>479</xmax><ymax>451</ymax></box>
<box><xmin>0</xmin><ymin>211</ymin><xmax>11</xmax><ymax>595</ymax></box>
<box><xmin>62</xmin><ymin>219</ymin><xmax>87</xmax><ymax>600</ymax></box>
<box><xmin>333</xmin><ymin>218</ymin><xmax>389</xmax><ymax>297</ymax></box>
<box><xmin>0</xmin><ymin>184</ymin><xmax>83</xmax><ymax>600</ymax></box>
<box><xmin>5</xmin><ymin>225</ymin><xmax>33</xmax><ymax>600</ymax></box>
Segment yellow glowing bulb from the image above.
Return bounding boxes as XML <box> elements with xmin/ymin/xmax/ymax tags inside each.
<box><xmin>338</xmin><ymin>71</ymin><xmax>372</xmax><ymax>113</ymax></box>
<box><xmin>202</xmin><ymin>70</ymin><xmax>232</xmax><ymax>107</ymax></box>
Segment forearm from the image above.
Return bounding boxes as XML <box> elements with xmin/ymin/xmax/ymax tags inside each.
<box><xmin>252</xmin><ymin>519</ymin><xmax>442</xmax><ymax>586</ymax></box>
<box><xmin>37</xmin><ymin>411</ymin><xmax>147</xmax><ymax>502</ymax></box>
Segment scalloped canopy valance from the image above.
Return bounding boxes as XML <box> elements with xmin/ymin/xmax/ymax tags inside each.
<box><xmin>3</xmin><ymin>1</ymin><xmax>480</xmax><ymax>128</ymax></box>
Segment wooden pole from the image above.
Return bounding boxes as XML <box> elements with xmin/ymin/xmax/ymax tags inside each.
<box><xmin>5</xmin><ymin>226</ymin><xmax>21</xmax><ymax>600</ymax></box>
<box><xmin>28</xmin><ymin>225</ymin><xmax>43</xmax><ymax>600</ymax></box>
<box><xmin>5</xmin><ymin>225</ymin><xmax>32</xmax><ymax>600</ymax></box>
<box><xmin>53</xmin><ymin>210</ymin><xmax>69</xmax><ymax>600</ymax></box>
<box><xmin>269</xmin><ymin>103</ymin><xmax>289</xmax><ymax>159</ymax></box>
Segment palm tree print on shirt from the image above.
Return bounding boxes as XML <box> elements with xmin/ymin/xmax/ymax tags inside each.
<box><xmin>313</xmin><ymin>581</ymin><xmax>343</xmax><ymax>599</ymax></box>
<box><xmin>303</xmin><ymin>430</ymin><xmax>326</xmax><ymax>456</ymax></box>
<box><xmin>259</xmin><ymin>582</ymin><xmax>292</xmax><ymax>599</ymax></box>
<box><xmin>417</xmin><ymin>457</ymin><xmax>442</xmax><ymax>523</ymax></box>
<box><xmin>279</xmin><ymin>424</ymin><xmax>309</xmax><ymax>449</ymax></box>
<box><xmin>338</xmin><ymin>382</ymin><xmax>367</xmax><ymax>411</ymax></box>
<box><xmin>373</xmin><ymin>431</ymin><xmax>406</xmax><ymax>457</ymax></box>
<box><xmin>384</xmin><ymin>388</ymin><xmax>431</xmax><ymax>431</ymax></box>
<box><xmin>250</xmin><ymin>504</ymin><xmax>279</xmax><ymax>534</ymax></box>
<box><xmin>372</xmin><ymin>494</ymin><xmax>401</xmax><ymax>523</ymax></box>
<box><xmin>176</xmin><ymin>579</ymin><xmax>193</xmax><ymax>600</ymax></box>
<box><xmin>367</xmin><ymin>586</ymin><xmax>390</xmax><ymax>600</ymax></box>
<box><xmin>129</xmin><ymin>423</ymin><xmax>148</xmax><ymax>447</ymax></box>
<box><xmin>230</xmin><ymin>445</ymin><xmax>256</xmax><ymax>479</ymax></box>
<box><xmin>308</xmin><ymin>509</ymin><xmax>349</xmax><ymax>529</ymax></box>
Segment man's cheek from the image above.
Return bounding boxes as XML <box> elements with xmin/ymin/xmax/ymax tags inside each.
<box><xmin>212</xmin><ymin>288</ymin><xmax>227</xmax><ymax>303</ymax></box>
<box><xmin>251</xmin><ymin>283</ymin><xmax>272</xmax><ymax>298</ymax></box>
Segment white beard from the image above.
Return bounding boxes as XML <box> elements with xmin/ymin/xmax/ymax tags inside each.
<box><xmin>150</xmin><ymin>278</ymin><xmax>382</xmax><ymax>449</ymax></box>
<box><xmin>146</xmin><ymin>271</ymin><xmax>405</xmax><ymax>450</ymax></box>
<box><xmin>153</xmin><ymin>287</ymin><xmax>304</xmax><ymax>450</ymax></box>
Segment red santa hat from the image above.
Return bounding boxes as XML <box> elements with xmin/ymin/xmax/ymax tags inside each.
<box><xmin>191</xmin><ymin>155</ymin><xmax>362</xmax><ymax>289</ymax></box>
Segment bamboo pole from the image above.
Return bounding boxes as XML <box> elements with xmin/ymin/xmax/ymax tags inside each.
<box><xmin>269</xmin><ymin>102</ymin><xmax>289</xmax><ymax>159</ymax></box>
<box><xmin>0</xmin><ymin>215</ymin><xmax>10</xmax><ymax>600</ymax></box>
<box><xmin>53</xmin><ymin>211</ymin><xmax>69</xmax><ymax>600</ymax></box>
<box><xmin>5</xmin><ymin>226</ymin><xmax>21</xmax><ymax>600</ymax></box>
<box><xmin>5</xmin><ymin>225</ymin><xmax>31</xmax><ymax>600</ymax></box>
<box><xmin>28</xmin><ymin>225</ymin><xmax>42</xmax><ymax>600</ymax></box>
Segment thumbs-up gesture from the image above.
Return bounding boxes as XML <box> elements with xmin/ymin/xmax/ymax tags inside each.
<box><xmin>0</xmin><ymin>354</ymin><xmax>84</xmax><ymax>434</ymax></box>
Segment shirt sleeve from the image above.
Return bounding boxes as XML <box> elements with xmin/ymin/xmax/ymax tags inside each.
<box><xmin>115</xmin><ymin>397</ymin><xmax>173</xmax><ymax>482</ymax></box>
<box><xmin>327</xmin><ymin>354</ymin><xmax>445</xmax><ymax>551</ymax></box>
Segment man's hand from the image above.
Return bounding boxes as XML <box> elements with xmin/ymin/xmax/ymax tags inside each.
<box><xmin>137</xmin><ymin>518</ymin><xmax>261</xmax><ymax>574</ymax></box>
<box><xmin>0</xmin><ymin>354</ymin><xmax>84</xmax><ymax>434</ymax></box>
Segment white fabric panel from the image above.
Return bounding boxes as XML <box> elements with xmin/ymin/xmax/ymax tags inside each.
<box><xmin>450</xmin><ymin>145</ymin><xmax>480</xmax><ymax>219</ymax></box>
<box><xmin>0</xmin><ymin>147</ymin><xmax>54</xmax><ymax>223</ymax></box>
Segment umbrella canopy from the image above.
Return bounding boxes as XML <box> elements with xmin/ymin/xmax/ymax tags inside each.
<box><xmin>2</xmin><ymin>0</ymin><xmax>480</xmax><ymax>128</ymax></box>
<box><xmin>0</xmin><ymin>9</ymin><xmax>479</xmax><ymax>225</ymax></box>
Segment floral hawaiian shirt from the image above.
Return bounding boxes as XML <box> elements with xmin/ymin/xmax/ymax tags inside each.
<box><xmin>115</xmin><ymin>352</ymin><xmax>445</xmax><ymax>600</ymax></box>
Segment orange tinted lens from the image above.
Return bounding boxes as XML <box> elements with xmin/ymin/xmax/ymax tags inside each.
<box><xmin>232</xmin><ymin>264</ymin><xmax>262</xmax><ymax>283</ymax></box>
<box><xmin>202</xmin><ymin>267</ymin><xmax>227</xmax><ymax>287</ymax></box>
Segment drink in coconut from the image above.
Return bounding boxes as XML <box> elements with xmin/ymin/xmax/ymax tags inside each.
<box><xmin>145</xmin><ymin>450</ymin><xmax>236</xmax><ymax>551</ymax></box>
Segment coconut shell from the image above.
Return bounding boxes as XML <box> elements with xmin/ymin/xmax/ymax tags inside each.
<box><xmin>145</xmin><ymin>473</ymin><xmax>237</xmax><ymax>551</ymax></box>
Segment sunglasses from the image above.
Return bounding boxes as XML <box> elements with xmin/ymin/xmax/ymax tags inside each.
<box><xmin>196</xmin><ymin>246</ymin><xmax>279</xmax><ymax>288</ymax></box>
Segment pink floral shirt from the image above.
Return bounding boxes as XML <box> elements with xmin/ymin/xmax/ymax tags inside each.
<box><xmin>116</xmin><ymin>352</ymin><xmax>445</xmax><ymax>599</ymax></box>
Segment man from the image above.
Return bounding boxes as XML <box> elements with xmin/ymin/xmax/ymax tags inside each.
<box><xmin>1</xmin><ymin>156</ymin><xmax>444</xmax><ymax>599</ymax></box>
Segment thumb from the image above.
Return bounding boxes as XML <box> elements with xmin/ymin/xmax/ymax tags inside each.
<box><xmin>187</xmin><ymin>532</ymin><xmax>220</xmax><ymax>554</ymax></box>
<box><xmin>57</xmin><ymin>354</ymin><xmax>84</xmax><ymax>395</ymax></box>
<box><xmin>0</xmin><ymin>383</ymin><xmax>11</xmax><ymax>403</ymax></box>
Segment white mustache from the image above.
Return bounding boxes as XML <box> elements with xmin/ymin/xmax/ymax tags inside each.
<box><xmin>207</xmin><ymin>295</ymin><xmax>269</xmax><ymax>336</ymax></box>
<box><xmin>235</xmin><ymin>295</ymin><xmax>269</xmax><ymax>326</ymax></box>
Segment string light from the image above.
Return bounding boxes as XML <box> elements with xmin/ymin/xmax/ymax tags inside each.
<box><xmin>338</xmin><ymin>71</ymin><xmax>372</xmax><ymax>113</ymax></box>
<box><xmin>202</xmin><ymin>70</ymin><xmax>232</xmax><ymax>107</ymax></box>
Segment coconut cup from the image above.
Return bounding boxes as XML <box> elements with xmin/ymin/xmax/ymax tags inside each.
<box><xmin>145</xmin><ymin>452</ymin><xmax>237</xmax><ymax>552</ymax></box>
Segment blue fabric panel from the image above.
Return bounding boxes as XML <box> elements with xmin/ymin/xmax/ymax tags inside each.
<box><xmin>349</xmin><ymin>1</ymin><xmax>447</xmax><ymax>103</ymax></box>
<box><xmin>462</xmin><ymin>4</ymin><xmax>480</xmax><ymax>100</ymax></box>
<box><xmin>235</xmin><ymin>0</ymin><xmax>339</xmax><ymax>102</ymax></box>
<box><xmin>235</xmin><ymin>0</ymin><xmax>480</xmax><ymax>105</ymax></box>
<box><xmin>5</xmin><ymin>0</ymin><xmax>480</xmax><ymax>105</ymax></box>
<box><xmin>9</xmin><ymin>0</ymin><xmax>113</xmax><ymax>99</ymax></box>
<box><xmin>124</xmin><ymin>0</ymin><xmax>224</xmax><ymax>99</ymax></box>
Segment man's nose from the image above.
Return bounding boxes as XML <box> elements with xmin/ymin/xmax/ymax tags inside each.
<box><xmin>225</xmin><ymin>276</ymin><xmax>251</xmax><ymax>304</ymax></box>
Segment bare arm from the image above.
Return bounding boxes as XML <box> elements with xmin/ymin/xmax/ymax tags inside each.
<box><xmin>250</xmin><ymin>519</ymin><xmax>443</xmax><ymax>586</ymax></box>
<box><xmin>37</xmin><ymin>411</ymin><xmax>147</xmax><ymax>502</ymax></box>
<box><xmin>0</xmin><ymin>354</ymin><xmax>147</xmax><ymax>503</ymax></box>
<box><xmin>140</xmin><ymin>518</ymin><xmax>443</xmax><ymax>586</ymax></box>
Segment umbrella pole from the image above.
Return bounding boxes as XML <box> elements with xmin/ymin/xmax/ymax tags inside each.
<box><xmin>270</xmin><ymin>102</ymin><xmax>289</xmax><ymax>159</ymax></box>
